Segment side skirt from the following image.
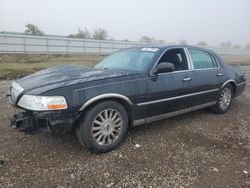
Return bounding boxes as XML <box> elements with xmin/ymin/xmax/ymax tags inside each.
<box><xmin>133</xmin><ymin>101</ymin><xmax>216</xmax><ymax>126</ymax></box>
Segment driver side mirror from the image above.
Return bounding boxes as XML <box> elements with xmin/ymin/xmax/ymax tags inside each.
<box><xmin>152</xmin><ymin>62</ymin><xmax>175</xmax><ymax>74</ymax></box>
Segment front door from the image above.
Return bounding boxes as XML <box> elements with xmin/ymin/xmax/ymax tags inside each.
<box><xmin>141</xmin><ymin>48</ymin><xmax>195</xmax><ymax>121</ymax></box>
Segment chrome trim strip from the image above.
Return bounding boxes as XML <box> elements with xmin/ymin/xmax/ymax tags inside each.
<box><xmin>10</xmin><ymin>82</ymin><xmax>24</xmax><ymax>104</ymax></box>
<box><xmin>137</xmin><ymin>88</ymin><xmax>219</xmax><ymax>106</ymax></box>
<box><xmin>152</xmin><ymin>69</ymin><xmax>192</xmax><ymax>77</ymax></box>
<box><xmin>146</xmin><ymin>101</ymin><xmax>216</xmax><ymax>124</ymax></box>
<box><xmin>150</xmin><ymin>67</ymin><xmax>221</xmax><ymax>78</ymax></box>
<box><xmin>79</xmin><ymin>93</ymin><xmax>133</xmax><ymax>111</ymax></box>
<box><xmin>221</xmin><ymin>79</ymin><xmax>236</xmax><ymax>88</ymax></box>
<box><xmin>190</xmin><ymin>67</ymin><xmax>220</xmax><ymax>71</ymax></box>
<box><xmin>184</xmin><ymin>47</ymin><xmax>194</xmax><ymax>70</ymax></box>
<box><xmin>236</xmin><ymin>81</ymin><xmax>246</xmax><ymax>86</ymax></box>
<box><xmin>12</xmin><ymin>82</ymin><xmax>24</xmax><ymax>93</ymax></box>
<box><xmin>133</xmin><ymin>118</ymin><xmax>146</xmax><ymax>126</ymax></box>
<box><xmin>133</xmin><ymin>101</ymin><xmax>216</xmax><ymax>126</ymax></box>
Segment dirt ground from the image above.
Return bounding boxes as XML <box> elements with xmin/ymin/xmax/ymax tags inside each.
<box><xmin>0</xmin><ymin>66</ymin><xmax>250</xmax><ymax>188</ymax></box>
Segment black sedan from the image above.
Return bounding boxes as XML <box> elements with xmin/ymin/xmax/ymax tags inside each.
<box><xmin>9</xmin><ymin>45</ymin><xmax>246</xmax><ymax>152</ymax></box>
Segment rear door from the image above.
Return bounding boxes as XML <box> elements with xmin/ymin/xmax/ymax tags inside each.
<box><xmin>186</xmin><ymin>48</ymin><xmax>223</xmax><ymax>106</ymax></box>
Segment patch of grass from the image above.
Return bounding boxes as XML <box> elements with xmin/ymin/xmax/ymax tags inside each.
<box><xmin>0</xmin><ymin>54</ymin><xmax>105</xmax><ymax>79</ymax></box>
<box><xmin>221</xmin><ymin>54</ymin><xmax>250</xmax><ymax>66</ymax></box>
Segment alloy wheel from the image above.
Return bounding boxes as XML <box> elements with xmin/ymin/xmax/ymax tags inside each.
<box><xmin>219</xmin><ymin>87</ymin><xmax>232</xmax><ymax>110</ymax></box>
<box><xmin>91</xmin><ymin>109</ymin><xmax>123</xmax><ymax>145</ymax></box>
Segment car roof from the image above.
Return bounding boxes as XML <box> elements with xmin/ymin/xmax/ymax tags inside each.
<box><xmin>135</xmin><ymin>44</ymin><xmax>216</xmax><ymax>54</ymax></box>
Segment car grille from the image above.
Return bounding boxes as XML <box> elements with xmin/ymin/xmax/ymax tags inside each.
<box><xmin>10</xmin><ymin>82</ymin><xmax>24</xmax><ymax>104</ymax></box>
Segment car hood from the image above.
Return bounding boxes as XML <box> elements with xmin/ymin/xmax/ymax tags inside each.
<box><xmin>16</xmin><ymin>64</ymin><xmax>136</xmax><ymax>92</ymax></box>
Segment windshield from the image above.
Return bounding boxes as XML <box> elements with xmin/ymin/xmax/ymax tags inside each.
<box><xmin>95</xmin><ymin>48</ymin><xmax>159</xmax><ymax>71</ymax></box>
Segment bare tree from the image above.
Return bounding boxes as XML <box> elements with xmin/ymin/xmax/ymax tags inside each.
<box><xmin>69</xmin><ymin>28</ymin><xmax>91</xmax><ymax>39</ymax></box>
<box><xmin>139</xmin><ymin>36</ymin><xmax>154</xmax><ymax>43</ymax></box>
<box><xmin>24</xmin><ymin>24</ymin><xmax>44</xmax><ymax>35</ymax></box>
<box><xmin>220</xmin><ymin>41</ymin><xmax>232</xmax><ymax>48</ymax></box>
<box><xmin>178</xmin><ymin>40</ymin><xmax>188</xmax><ymax>45</ymax></box>
<box><xmin>197</xmin><ymin>41</ymin><xmax>208</xmax><ymax>46</ymax></box>
<box><xmin>92</xmin><ymin>28</ymin><xmax>109</xmax><ymax>40</ymax></box>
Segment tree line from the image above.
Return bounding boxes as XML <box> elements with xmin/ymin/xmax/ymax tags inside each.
<box><xmin>24</xmin><ymin>24</ymin><xmax>250</xmax><ymax>49</ymax></box>
<box><xmin>24</xmin><ymin>24</ymin><xmax>109</xmax><ymax>40</ymax></box>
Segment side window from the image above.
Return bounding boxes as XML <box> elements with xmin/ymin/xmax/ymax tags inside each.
<box><xmin>159</xmin><ymin>48</ymin><xmax>189</xmax><ymax>71</ymax></box>
<box><xmin>188</xmin><ymin>49</ymin><xmax>218</xmax><ymax>69</ymax></box>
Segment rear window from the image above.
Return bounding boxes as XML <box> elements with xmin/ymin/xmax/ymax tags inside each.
<box><xmin>188</xmin><ymin>49</ymin><xmax>218</xmax><ymax>69</ymax></box>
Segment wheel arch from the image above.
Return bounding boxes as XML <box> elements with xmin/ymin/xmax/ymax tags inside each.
<box><xmin>78</xmin><ymin>93</ymin><xmax>134</xmax><ymax>125</ymax></box>
<box><xmin>221</xmin><ymin>79</ymin><xmax>236</xmax><ymax>96</ymax></box>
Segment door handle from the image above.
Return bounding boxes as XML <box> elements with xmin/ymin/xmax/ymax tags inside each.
<box><xmin>216</xmin><ymin>73</ymin><xmax>224</xmax><ymax>77</ymax></box>
<box><xmin>183</xmin><ymin>77</ymin><xmax>191</xmax><ymax>82</ymax></box>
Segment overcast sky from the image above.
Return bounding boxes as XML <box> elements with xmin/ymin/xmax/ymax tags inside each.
<box><xmin>0</xmin><ymin>0</ymin><xmax>250</xmax><ymax>46</ymax></box>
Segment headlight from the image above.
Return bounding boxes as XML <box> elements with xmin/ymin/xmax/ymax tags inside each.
<box><xmin>18</xmin><ymin>95</ymin><xmax>67</xmax><ymax>111</ymax></box>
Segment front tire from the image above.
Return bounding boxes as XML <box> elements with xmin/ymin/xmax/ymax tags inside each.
<box><xmin>209</xmin><ymin>84</ymin><xmax>233</xmax><ymax>114</ymax></box>
<box><xmin>76</xmin><ymin>101</ymin><xmax>128</xmax><ymax>153</ymax></box>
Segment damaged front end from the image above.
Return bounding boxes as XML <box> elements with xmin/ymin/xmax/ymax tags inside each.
<box><xmin>10</xmin><ymin>111</ymin><xmax>37</xmax><ymax>132</ymax></box>
<box><xmin>9</xmin><ymin>110</ymin><xmax>79</xmax><ymax>134</ymax></box>
<box><xmin>9</xmin><ymin>81</ymin><xmax>79</xmax><ymax>135</ymax></box>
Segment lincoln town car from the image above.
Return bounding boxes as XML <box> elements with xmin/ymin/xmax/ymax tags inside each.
<box><xmin>9</xmin><ymin>45</ymin><xmax>246</xmax><ymax>152</ymax></box>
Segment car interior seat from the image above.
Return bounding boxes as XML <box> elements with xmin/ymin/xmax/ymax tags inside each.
<box><xmin>165</xmin><ymin>53</ymin><xmax>183</xmax><ymax>71</ymax></box>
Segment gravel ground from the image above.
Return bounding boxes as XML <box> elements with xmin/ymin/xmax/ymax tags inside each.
<box><xmin>0</xmin><ymin>66</ymin><xmax>250</xmax><ymax>188</ymax></box>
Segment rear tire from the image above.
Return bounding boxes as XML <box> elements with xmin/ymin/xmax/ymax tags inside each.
<box><xmin>76</xmin><ymin>101</ymin><xmax>128</xmax><ymax>153</ymax></box>
<box><xmin>209</xmin><ymin>84</ymin><xmax>233</xmax><ymax>114</ymax></box>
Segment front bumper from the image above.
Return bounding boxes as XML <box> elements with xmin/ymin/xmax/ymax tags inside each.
<box><xmin>9</xmin><ymin>82</ymin><xmax>79</xmax><ymax>134</ymax></box>
<box><xmin>10</xmin><ymin>110</ymin><xmax>79</xmax><ymax>134</ymax></box>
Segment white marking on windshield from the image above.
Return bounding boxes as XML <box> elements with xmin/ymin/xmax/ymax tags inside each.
<box><xmin>141</xmin><ymin>48</ymin><xmax>159</xmax><ymax>52</ymax></box>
